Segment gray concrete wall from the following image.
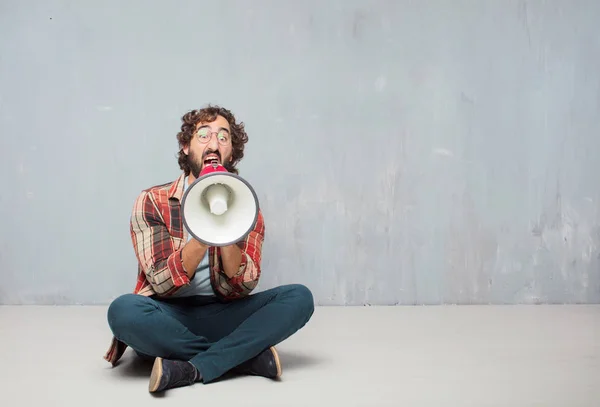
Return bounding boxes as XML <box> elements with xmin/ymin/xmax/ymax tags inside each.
<box><xmin>1</xmin><ymin>0</ymin><xmax>599</xmax><ymax>305</ymax></box>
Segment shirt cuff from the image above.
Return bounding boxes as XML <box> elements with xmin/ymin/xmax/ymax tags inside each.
<box><xmin>167</xmin><ymin>249</ymin><xmax>190</xmax><ymax>287</ymax></box>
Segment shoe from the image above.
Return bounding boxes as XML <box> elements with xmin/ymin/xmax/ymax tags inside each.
<box><xmin>235</xmin><ymin>346</ymin><xmax>282</xmax><ymax>379</ymax></box>
<box><xmin>149</xmin><ymin>357</ymin><xmax>199</xmax><ymax>393</ymax></box>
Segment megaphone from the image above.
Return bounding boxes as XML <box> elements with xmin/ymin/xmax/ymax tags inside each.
<box><xmin>181</xmin><ymin>161</ymin><xmax>259</xmax><ymax>247</ymax></box>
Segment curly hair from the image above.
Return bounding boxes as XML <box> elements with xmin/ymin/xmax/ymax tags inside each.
<box><xmin>176</xmin><ymin>105</ymin><xmax>248</xmax><ymax>175</ymax></box>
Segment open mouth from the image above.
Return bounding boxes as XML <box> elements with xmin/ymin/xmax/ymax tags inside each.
<box><xmin>203</xmin><ymin>154</ymin><xmax>220</xmax><ymax>166</ymax></box>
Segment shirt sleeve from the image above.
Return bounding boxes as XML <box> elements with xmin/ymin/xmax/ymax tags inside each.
<box><xmin>130</xmin><ymin>190</ymin><xmax>190</xmax><ymax>295</ymax></box>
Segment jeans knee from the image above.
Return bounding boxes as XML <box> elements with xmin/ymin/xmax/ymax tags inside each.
<box><xmin>107</xmin><ymin>293</ymin><xmax>147</xmax><ymax>336</ymax></box>
<box><xmin>288</xmin><ymin>284</ymin><xmax>314</xmax><ymax>318</ymax></box>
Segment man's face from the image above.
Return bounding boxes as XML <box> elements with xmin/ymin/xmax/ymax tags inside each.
<box><xmin>183</xmin><ymin>115</ymin><xmax>233</xmax><ymax>178</ymax></box>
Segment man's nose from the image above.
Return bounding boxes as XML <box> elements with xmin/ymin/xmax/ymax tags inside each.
<box><xmin>207</xmin><ymin>133</ymin><xmax>219</xmax><ymax>149</ymax></box>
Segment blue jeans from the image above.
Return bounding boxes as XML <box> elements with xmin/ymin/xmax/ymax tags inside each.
<box><xmin>107</xmin><ymin>284</ymin><xmax>314</xmax><ymax>383</ymax></box>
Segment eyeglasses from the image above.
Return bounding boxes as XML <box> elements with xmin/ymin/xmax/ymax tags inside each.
<box><xmin>196</xmin><ymin>127</ymin><xmax>231</xmax><ymax>146</ymax></box>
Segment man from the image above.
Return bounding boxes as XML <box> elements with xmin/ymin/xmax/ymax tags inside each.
<box><xmin>104</xmin><ymin>105</ymin><xmax>314</xmax><ymax>393</ymax></box>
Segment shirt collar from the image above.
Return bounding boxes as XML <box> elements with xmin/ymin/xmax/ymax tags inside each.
<box><xmin>167</xmin><ymin>172</ymin><xmax>187</xmax><ymax>201</ymax></box>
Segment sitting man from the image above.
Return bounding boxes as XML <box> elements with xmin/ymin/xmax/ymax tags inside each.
<box><xmin>104</xmin><ymin>105</ymin><xmax>314</xmax><ymax>393</ymax></box>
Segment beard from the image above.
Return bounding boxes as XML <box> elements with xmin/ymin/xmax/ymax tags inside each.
<box><xmin>187</xmin><ymin>149</ymin><xmax>204</xmax><ymax>179</ymax></box>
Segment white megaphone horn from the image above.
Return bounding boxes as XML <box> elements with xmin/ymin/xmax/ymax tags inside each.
<box><xmin>181</xmin><ymin>161</ymin><xmax>259</xmax><ymax>247</ymax></box>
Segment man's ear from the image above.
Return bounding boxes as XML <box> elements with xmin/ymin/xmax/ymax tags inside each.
<box><xmin>183</xmin><ymin>144</ymin><xmax>189</xmax><ymax>155</ymax></box>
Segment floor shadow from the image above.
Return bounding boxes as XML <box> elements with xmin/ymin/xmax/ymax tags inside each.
<box><xmin>111</xmin><ymin>350</ymin><xmax>154</xmax><ymax>379</ymax></box>
<box><xmin>276</xmin><ymin>349</ymin><xmax>326</xmax><ymax>371</ymax></box>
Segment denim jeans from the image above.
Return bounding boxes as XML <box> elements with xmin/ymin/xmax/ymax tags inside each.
<box><xmin>107</xmin><ymin>284</ymin><xmax>314</xmax><ymax>383</ymax></box>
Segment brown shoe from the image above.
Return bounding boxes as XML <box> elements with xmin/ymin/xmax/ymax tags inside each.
<box><xmin>235</xmin><ymin>346</ymin><xmax>282</xmax><ymax>379</ymax></box>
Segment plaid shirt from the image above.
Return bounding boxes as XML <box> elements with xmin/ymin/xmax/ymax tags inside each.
<box><xmin>103</xmin><ymin>172</ymin><xmax>265</xmax><ymax>365</ymax></box>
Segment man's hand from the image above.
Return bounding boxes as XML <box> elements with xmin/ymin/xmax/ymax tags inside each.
<box><xmin>220</xmin><ymin>243</ymin><xmax>243</xmax><ymax>279</ymax></box>
<box><xmin>182</xmin><ymin>238</ymin><xmax>242</xmax><ymax>280</ymax></box>
<box><xmin>181</xmin><ymin>239</ymin><xmax>209</xmax><ymax>278</ymax></box>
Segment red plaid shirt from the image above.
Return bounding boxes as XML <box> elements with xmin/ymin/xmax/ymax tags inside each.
<box><xmin>103</xmin><ymin>173</ymin><xmax>265</xmax><ymax>365</ymax></box>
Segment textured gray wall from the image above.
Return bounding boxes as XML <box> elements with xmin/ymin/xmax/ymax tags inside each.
<box><xmin>1</xmin><ymin>0</ymin><xmax>599</xmax><ymax>305</ymax></box>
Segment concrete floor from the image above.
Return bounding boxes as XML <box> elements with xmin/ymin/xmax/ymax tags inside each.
<box><xmin>1</xmin><ymin>304</ymin><xmax>598</xmax><ymax>406</ymax></box>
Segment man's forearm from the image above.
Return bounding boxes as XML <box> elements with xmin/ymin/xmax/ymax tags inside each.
<box><xmin>181</xmin><ymin>239</ymin><xmax>209</xmax><ymax>278</ymax></box>
<box><xmin>221</xmin><ymin>244</ymin><xmax>243</xmax><ymax>278</ymax></box>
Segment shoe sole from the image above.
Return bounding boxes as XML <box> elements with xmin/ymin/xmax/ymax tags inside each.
<box><xmin>149</xmin><ymin>357</ymin><xmax>163</xmax><ymax>393</ymax></box>
<box><xmin>270</xmin><ymin>346</ymin><xmax>282</xmax><ymax>378</ymax></box>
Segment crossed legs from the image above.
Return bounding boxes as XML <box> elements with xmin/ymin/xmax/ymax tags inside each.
<box><xmin>107</xmin><ymin>284</ymin><xmax>314</xmax><ymax>385</ymax></box>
